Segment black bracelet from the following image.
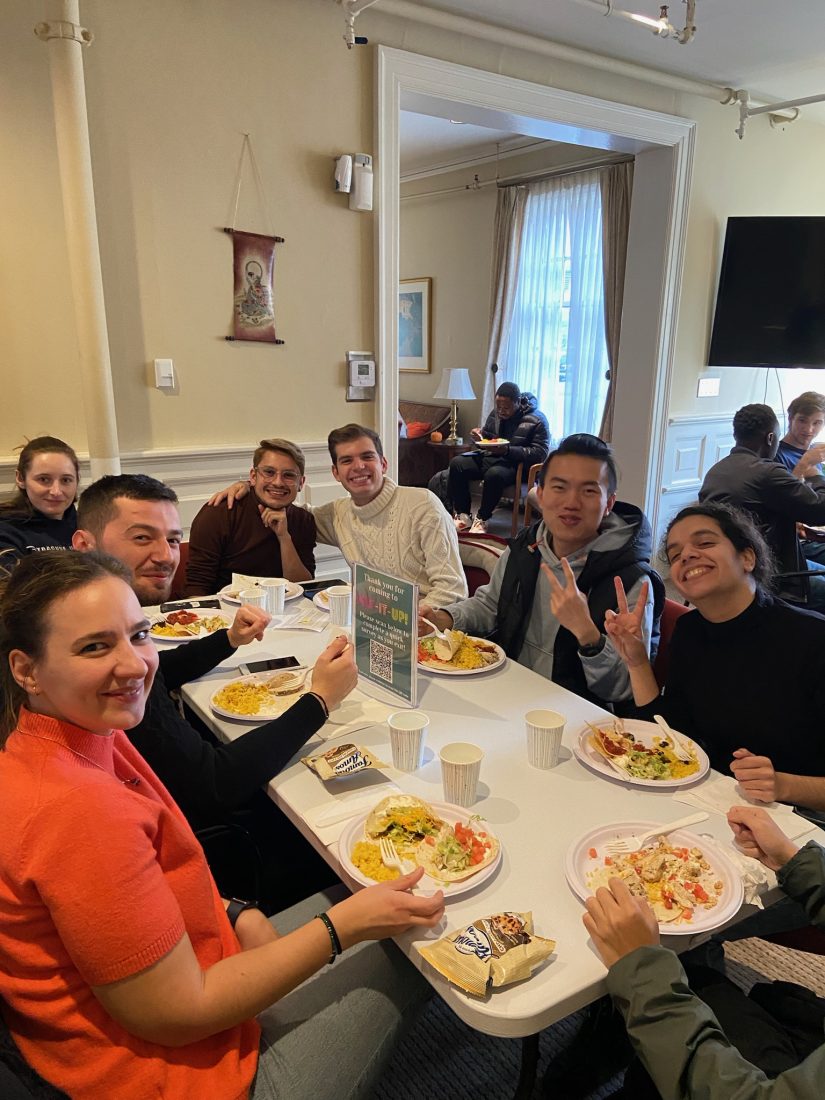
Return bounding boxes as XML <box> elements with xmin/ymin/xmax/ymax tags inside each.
<box><xmin>306</xmin><ymin>691</ymin><xmax>329</xmax><ymax>719</ymax></box>
<box><xmin>316</xmin><ymin>911</ymin><xmax>342</xmax><ymax>964</ymax></box>
<box><xmin>226</xmin><ymin>897</ymin><xmax>258</xmax><ymax>928</ymax></box>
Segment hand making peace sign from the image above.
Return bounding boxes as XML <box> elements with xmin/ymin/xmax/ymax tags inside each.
<box><xmin>603</xmin><ymin>575</ymin><xmax>650</xmax><ymax>668</ymax></box>
<box><xmin>541</xmin><ymin>558</ymin><xmax>601</xmax><ymax>646</ymax></box>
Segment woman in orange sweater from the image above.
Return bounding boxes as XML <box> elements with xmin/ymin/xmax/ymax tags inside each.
<box><xmin>0</xmin><ymin>551</ymin><xmax>443</xmax><ymax>1099</ymax></box>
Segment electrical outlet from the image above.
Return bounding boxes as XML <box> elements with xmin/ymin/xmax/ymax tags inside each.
<box><xmin>697</xmin><ymin>375</ymin><xmax>720</xmax><ymax>398</ymax></box>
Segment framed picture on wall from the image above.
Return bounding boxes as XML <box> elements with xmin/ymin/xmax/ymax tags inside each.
<box><xmin>398</xmin><ymin>277</ymin><xmax>432</xmax><ymax>373</ymax></box>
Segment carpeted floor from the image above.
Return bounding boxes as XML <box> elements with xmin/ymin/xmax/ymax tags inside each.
<box><xmin>369</xmin><ymin>939</ymin><xmax>825</xmax><ymax>1100</ymax></box>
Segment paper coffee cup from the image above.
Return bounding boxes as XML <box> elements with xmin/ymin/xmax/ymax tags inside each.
<box><xmin>327</xmin><ymin>584</ymin><xmax>352</xmax><ymax>627</ymax></box>
<box><xmin>525</xmin><ymin>709</ymin><xmax>565</xmax><ymax>769</ymax></box>
<box><xmin>388</xmin><ymin>710</ymin><xmax>429</xmax><ymax>771</ymax></box>
<box><xmin>261</xmin><ymin>578</ymin><xmax>287</xmax><ymax>614</ymax></box>
<box><xmin>439</xmin><ymin>742</ymin><xmax>483</xmax><ymax>807</ymax></box>
<box><xmin>239</xmin><ymin>587</ymin><xmax>267</xmax><ymax>610</ymax></box>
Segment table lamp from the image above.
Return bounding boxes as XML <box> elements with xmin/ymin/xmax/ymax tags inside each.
<box><xmin>433</xmin><ymin>368</ymin><xmax>476</xmax><ymax>445</ymax></box>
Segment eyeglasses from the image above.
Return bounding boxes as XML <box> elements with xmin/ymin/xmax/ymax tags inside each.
<box><xmin>254</xmin><ymin>466</ymin><xmax>300</xmax><ymax>484</ymax></box>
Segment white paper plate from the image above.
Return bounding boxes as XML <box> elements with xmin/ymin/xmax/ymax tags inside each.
<box><xmin>565</xmin><ymin>821</ymin><xmax>744</xmax><ymax>936</ymax></box>
<box><xmin>339</xmin><ymin>800</ymin><xmax>502</xmax><ymax>897</ymax></box>
<box><xmin>476</xmin><ymin>439</ymin><xmax>508</xmax><ymax>447</ymax></box>
<box><xmin>418</xmin><ymin>639</ymin><xmax>506</xmax><ymax>676</ymax></box>
<box><xmin>209</xmin><ymin>672</ymin><xmax>365</xmax><ymax>726</ymax></box>
<box><xmin>219</xmin><ymin>580</ymin><xmax>304</xmax><ymax>605</ymax></box>
<box><xmin>574</xmin><ymin>719</ymin><xmax>709</xmax><ymax>790</ymax></box>
<box><xmin>313</xmin><ymin>589</ymin><xmax>330</xmax><ymax>611</ymax></box>
<box><xmin>149</xmin><ymin>609</ymin><xmax>231</xmax><ymax>644</ymax></box>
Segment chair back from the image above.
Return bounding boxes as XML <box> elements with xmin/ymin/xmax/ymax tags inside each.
<box><xmin>169</xmin><ymin>541</ymin><xmax>189</xmax><ymax>600</ymax></box>
<box><xmin>522</xmin><ymin>463</ymin><xmax>543</xmax><ymax>528</ymax></box>
<box><xmin>652</xmin><ymin>598</ymin><xmax>690</xmax><ymax>688</ymax></box>
<box><xmin>457</xmin><ymin>533</ymin><xmax>508</xmax><ymax>595</ymax></box>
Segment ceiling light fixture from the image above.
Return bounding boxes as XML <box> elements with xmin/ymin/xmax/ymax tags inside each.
<box><xmin>569</xmin><ymin>0</ymin><xmax>697</xmax><ymax>45</ymax></box>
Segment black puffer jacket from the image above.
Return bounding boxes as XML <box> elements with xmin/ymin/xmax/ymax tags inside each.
<box><xmin>481</xmin><ymin>392</ymin><xmax>550</xmax><ymax>468</ymax></box>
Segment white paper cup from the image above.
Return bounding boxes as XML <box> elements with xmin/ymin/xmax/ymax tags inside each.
<box><xmin>239</xmin><ymin>587</ymin><xmax>267</xmax><ymax>610</ymax></box>
<box><xmin>261</xmin><ymin>578</ymin><xmax>287</xmax><ymax>614</ymax></box>
<box><xmin>388</xmin><ymin>710</ymin><xmax>429</xmax><ymax>771</ymax></box>
<box><xmin>439</xmin><ymin>741</ymin><xmax>483</xmax><ymax>806</ymax></box>
<box><xmin>327</xmin><ymin>584</ymin><xmax>352</xmax><ymax>627</ymax></box>
<box><xmin>525</xmin><ymin>709</ymin><xmax>565</xmax><ymax>769</ymax></box>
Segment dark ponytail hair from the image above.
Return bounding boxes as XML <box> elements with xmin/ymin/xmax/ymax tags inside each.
<box><xmin>0</xmin><ymin>436</ymin><xmax>80</xmax><ymax>518</ymax></box>
<box><xmin>0</xmin><ymin>550</ymin><xmax>131</xmax><ymax>744</ymax></box>
<box><xmin>661</xmin><ymin>502</ymin><xmax>776</xmax><ymax>594</ymax></box>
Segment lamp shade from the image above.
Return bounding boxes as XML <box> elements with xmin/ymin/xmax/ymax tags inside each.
<box><xmin>433</xmin><ymin>368</ymin><xmax>476</xmax><ymax>401</ymax></box>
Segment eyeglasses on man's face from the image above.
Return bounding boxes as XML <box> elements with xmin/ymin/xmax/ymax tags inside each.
<box><xmin>254</xmin><ymin>466</ymin><xmax>300</xmax><ymax>484</ymax></box>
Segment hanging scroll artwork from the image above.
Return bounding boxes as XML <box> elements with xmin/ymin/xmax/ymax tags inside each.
<box><xmin>231</xmin><ymin>230</ymin><xmax>280</xmax><ymax>343</ymax></box>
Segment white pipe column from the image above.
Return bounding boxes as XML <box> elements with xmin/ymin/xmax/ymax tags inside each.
<box><xmin>35</xmin><ymin>1</ymin><xmax>120</xmax><ymax>478</ymax></box>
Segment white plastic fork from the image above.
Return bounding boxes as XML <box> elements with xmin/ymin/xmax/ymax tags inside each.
<box><xmin>653</xmin><ymin>714</ymin><xmax>694</xmax><ymax>764</ymax></box>
<box><xmin>604</xmin><ymin>812</ymin><xmax>709</xmax><ymax>855</ymax></box>
<box><xmin>379</xmin><ymin>838</ymin><xmax>415</xmax><ymax>881</ymax></box>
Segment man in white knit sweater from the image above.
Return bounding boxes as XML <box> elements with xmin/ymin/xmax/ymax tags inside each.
<box><xmin>209</xmin><ymin>425</ymin><xmax>467</xmax><ymax>607</ymax></box>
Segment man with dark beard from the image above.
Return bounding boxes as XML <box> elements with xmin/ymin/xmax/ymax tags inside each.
<box><xmin>185</xmin><ymin>437</ymin><xmax>316</xmax><ymax>596</ymax></box>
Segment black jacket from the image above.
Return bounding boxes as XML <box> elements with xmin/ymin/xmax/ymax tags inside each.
<box><xmin>0</xmin><ymin>505</ymin><xmax>77</xmax><ymax>567</ymax></box>
<box><xmin>700</xmin><ymin>444</ymin><xmax>825</xmax><ymax>603</ymax></box>
<box><xmin>496</xmin><ymin>502</ymin><xmax>665</xmax><ymax>710</ymax></box>
<box><xmin>126</xmin><ymin>629</ymin><xmax>326</xmax><ymax>830</ymax></box>
<box><xmin>481</xmin><ymin>392</ymin><xmax>550</xmax><ymax>468</ymax></box>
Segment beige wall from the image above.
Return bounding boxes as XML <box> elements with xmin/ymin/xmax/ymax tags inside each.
<box><xmin>2</xmin><ymin>0</ymin><xmax>824</xmax><ymax>464</ymax></box>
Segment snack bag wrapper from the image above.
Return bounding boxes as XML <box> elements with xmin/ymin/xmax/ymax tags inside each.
<box><xmin>302</xmin><ymin>743</ymin><xmax>387</xmax><ymax>781</ymax></box>
<box><xmin>418</xmin><ymin>911</ymin><xmax>555</xmax><ymax>997</ymax></box>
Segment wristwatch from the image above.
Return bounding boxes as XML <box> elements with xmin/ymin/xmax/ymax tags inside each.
<box><xmin>578</xmin><ymin>634</ymin><xmax>606</xmax><ymax>658</ymax></box>
<box><xmin>226</xmin><ymin>897</ymin><xmax>258</xmax><ymax>928</ymax></box>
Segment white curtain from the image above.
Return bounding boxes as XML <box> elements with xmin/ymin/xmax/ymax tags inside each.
<box><xmin>500</xmin><ymin>170</ymin><xmax>610</xmax><ymax>443</ymax></box>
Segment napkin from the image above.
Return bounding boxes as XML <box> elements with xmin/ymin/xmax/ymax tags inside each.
<box><xmin>315</xmin><ymin>693</ymin><xmax>394</xmax><ymax>742</ymax></box>
<box><xmin>271</xmin><ymin>606</ymin><xmax>328</xmax><ymax>632</ymax></box>
<box><xmin>304</xmin><ymin>784</ymin><xmax>401</xmax><ymax>846</ymax></box>
<box><xmin>721</xmin><ymin>843</ymin><xmax>770</xmax><ymax>908</ymax></box>
<box><xmin>673</xmin><ymin>775</ymin><xmax>818</xmax><ymax>842</ymax></box>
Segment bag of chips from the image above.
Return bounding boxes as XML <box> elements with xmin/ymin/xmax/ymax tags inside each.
<box><xmin>301</xmin><ymin>743</ymin><xmax>387</xmax><ymax>780</ymax></box>
<box><xmin>418</xmin><ymin>911</ymin><xmax>555</xmax><ymax>997</ymax></box>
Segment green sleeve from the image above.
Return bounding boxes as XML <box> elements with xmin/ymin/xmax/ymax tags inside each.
<box><xmin>607</xmin><ymin>946</ymin><xmax>825</xmax><ymax>1098</ymax></box>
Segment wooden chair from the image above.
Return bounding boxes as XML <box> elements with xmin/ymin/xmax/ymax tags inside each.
<box><xmin>457</xmin><ymin>533</ymin><xmax>508</xmax><ymax>595</ymax></box>
<box><xmin>652</xmin><ymin>598</ymin><xmax>691</xmax><ymax>688</ymax></box>
<box><xmin>522</xmin><ymin>463</ymin><xmax>543</xmax><ymax>528</ymax></box>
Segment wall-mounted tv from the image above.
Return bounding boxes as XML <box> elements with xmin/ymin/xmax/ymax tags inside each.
<box><xmin>708</xmin><ymin>217</ymin><xmax>825</xmax><ymax>368</ymax></box>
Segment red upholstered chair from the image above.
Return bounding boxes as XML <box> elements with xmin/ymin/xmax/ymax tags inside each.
<box><xmin>652</xmin><ymin>597</ymin><xmax>690</xmax><ymax>688</ymax></box>
<box><xmin>457</xmin><ymin>533</ymin><xmax>508</xmax><ymax>595</ymax></box>
<box><xmin>169</xmin><ymin>541</ymin><xmax>189</xmax><ymax>600</ymax></box>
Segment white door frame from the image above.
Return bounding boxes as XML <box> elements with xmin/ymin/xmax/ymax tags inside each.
<box><xmin>376</xmin><ymin>46</ymin><xmax>695</xmax><ymax>530</ymax></box>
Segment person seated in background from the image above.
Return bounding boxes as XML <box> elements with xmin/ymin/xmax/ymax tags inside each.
<box><xmin>0</xmin><ymin>551</ymin><xmax>442</xmax><ymax>1100</ymax></box>
<box><xmin>186</xmin><ymin>437</ymin><xmax>316</xmax><ymax>596</ymax></box>
<box><xmin>586</xmin><ymin>805</ymin><xmax>825</xmax><ymax>1098</ymax></box>
<box><xmin>420</xmin><ymin>434</ymin><xmax>663</xmax><ymax>712</ymax></box>
<box><xmin>211</xmin><ymin>424</ymin><xmax>468</xmax><ymax>608</ymax></box>
<box><xmin>775</xmin><ymin>390</ymin><xmax>825</xmax><ymax>570</ymax></box>
<box><xmin>606</xmin><ymin>501</ymin><xmax>825</xmax><ymax>815</ymax></box>
<box><xmin>446</xmin><ymin>381</ymin><xmax>550</xmax><ymax>534</ymax></box>
<box><xmin>73</xmin><ymin>474</ymin><xmax>354</xmax><ymax>911</ymax></box>
<box><xmin>0</xmin><ymin>436</ymin><xmax>79</xmax><ymax>565</ymax></box>
<box><xmin>699</xmin><ymin>403</ymin><xmax>825</xmax><ymax>608</ymax></box>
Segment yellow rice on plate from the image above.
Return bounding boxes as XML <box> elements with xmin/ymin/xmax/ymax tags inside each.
<box><xmin>351</xmin><ymin>841</ymin><xmax>399</xmax><ymax>882</ymax></box>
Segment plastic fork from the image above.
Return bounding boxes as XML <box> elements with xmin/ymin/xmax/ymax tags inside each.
<box><xmin>271</xmin><ymin>668</ymin><xmax>311</xmax><ymax>696</ymax></box>
<box><xmin>653</xmin><ymin>714</ymin><xmax>694</xmax><ymax>764</ymax></box>
<box><xmin>420</xmin><ymin>616</ymin><xmax>449</xmax><ymax>641</ymax></box>
<box><xmin>379</xmin><ymin>838</ymin><xmax>415</xmax><ymax>881</ymax></box>
<box><xmin>604</xmin><ymin>812</ymin><xmax>709</xmax><ymax>855</ymax></box>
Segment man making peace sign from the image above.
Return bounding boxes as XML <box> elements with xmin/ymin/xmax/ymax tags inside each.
<box><xmin>419</xmin><ymin>434</ymin><xmax>663</xmax><ymax>711</ymax></box>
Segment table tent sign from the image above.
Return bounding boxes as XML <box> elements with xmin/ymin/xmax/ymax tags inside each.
<box><xmin>353</xmin><ymin>564</ymin><xmax>418</xmax><ymax>708</ymax></box>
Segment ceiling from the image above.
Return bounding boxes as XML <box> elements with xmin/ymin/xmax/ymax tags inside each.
<box><xmin>404</xmin><ymin>0</ymin><xmax>825</xmax><ymax>107</ymax></box>
<box><xmin>394</xmin><ymin>1</ymin><xmax>825</xmax><ymax>172</ymax></box>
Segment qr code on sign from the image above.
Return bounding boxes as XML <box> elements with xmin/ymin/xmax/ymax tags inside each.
<box><xmin>369</xmin><ymin>640</ymin><xmax>393</xmax><ymax>684</ymax></box>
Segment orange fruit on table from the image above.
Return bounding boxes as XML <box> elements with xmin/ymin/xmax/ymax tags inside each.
<box><xmin>430</xmin><ymin>431</ymin><xmax>443</xmax><ymax>442</ymax></box>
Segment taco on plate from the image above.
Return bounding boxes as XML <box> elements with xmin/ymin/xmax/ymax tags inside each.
<box><xmin>415</xmin><ymin>820</ymin><xmax>500</xmax><ymax>882</ymax></box>
<box><xmin>365</xmin><ymin>795</ymin><xmax>443</xmax><ymax>855</ymax></box>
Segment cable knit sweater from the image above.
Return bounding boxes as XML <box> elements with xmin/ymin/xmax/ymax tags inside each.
<box><xmin>312</xmin><ymin>477</ymin><xmax>467</xmax><ymax>606</ymax></box>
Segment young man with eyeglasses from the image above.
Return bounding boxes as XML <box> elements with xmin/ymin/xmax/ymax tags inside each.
<box><xmin>185</xmin><ymin>438</ymin><xmax>316</xmax><ymax>596</ymax></box>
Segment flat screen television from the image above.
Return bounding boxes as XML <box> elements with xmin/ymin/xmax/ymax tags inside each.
<box><xmin>708</xmin><ymin>216</ymin><xmax>825</xmax><ymax>368</ymax></box>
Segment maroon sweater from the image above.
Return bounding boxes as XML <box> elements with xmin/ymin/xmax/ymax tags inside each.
<box><xmin>184</xmin><ymin>492</ymin><xmax>316</xmax><ymax>595</ymax></box>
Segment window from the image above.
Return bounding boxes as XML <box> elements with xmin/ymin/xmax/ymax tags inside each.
<box><xmin>501</xmin><ymin>172</ymin><xmax>609</xmax><ymax>442</ymax></box>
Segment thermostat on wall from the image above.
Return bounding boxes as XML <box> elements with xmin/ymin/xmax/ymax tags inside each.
<box><xmin>346</xmin><ymin>350</ymin><xmax>376</xmax><ymax>402</ymax></box>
